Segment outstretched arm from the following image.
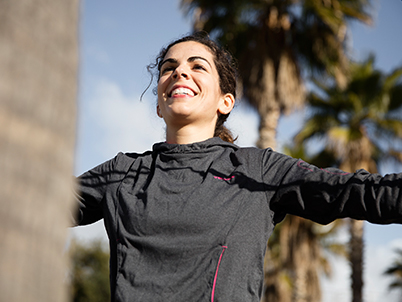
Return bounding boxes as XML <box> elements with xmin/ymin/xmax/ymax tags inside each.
<box><xmin>264</xmin><ymin>150</ymin><xmax>402</xmax><ymax>225</ymax></box>
<box><xmin>73</xmin><ymin>152</ymin><xmax>136</xmax><ymax>226</ymax></box>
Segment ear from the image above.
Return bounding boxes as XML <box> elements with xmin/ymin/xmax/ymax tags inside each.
<box><xmin>156</xmin><ymin>105</ymin><xmax>163</xmax><ymax>118</ymax></box>
<box><xmin>218</xmin><ymin>93</ymin><xmax>235</xmax><ymax>115</ymax></box>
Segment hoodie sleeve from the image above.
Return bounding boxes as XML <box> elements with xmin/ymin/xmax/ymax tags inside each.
<box><xmin>262</xmin><ymin>149</ymin><xmax>402</xmax><ymax>225</ymax></box>
<box><xmin>73</xmin><ymin>152</ymin><xmax>135</xmax><ymax>226</ymax></box>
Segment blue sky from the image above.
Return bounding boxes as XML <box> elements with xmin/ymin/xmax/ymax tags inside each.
<box><xmin>72</xmin><ymin>1</ymin><xmax>402</xmax><ymax>301</ymax></box>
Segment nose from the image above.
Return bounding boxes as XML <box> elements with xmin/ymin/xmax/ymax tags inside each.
<box><xmin>172</xmin><ymin>66</ymin><xmax>189</xmax><ymax>79</ymax></box>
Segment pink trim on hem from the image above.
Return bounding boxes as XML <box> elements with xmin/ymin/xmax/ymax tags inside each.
<box><xmin>211</xmin><ymin>246</ymin><xmax>228</xmax><ymax>302</ymax></box>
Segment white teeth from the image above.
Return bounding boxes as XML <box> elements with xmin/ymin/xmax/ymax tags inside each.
<box><xmin>170</xmin><ymin>87</ymin><xmax>195</xmax><ymax>97</ymax></box>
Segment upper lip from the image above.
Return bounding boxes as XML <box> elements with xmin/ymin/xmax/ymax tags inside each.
<box><xmin>168</xmin><ymin>84</ymin><xmax>197</xmax><ymax>97</ymax></box>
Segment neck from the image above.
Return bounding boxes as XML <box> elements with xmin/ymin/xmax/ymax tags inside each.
<box><xmin>165</xmin><ymin>124</ymin><xmax>215</xmax><ymax>145</ymax></box>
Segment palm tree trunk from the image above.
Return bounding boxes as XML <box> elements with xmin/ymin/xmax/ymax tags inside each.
<box><xmin>264</xmin><ymin>260</ymin><xmax>292</xmax><ymax>302</ymax></box>
<box><xmin>288</xmin><ymin>216</ymin><xmax>321</xmax><ymax>302</ymax></box>
<box><xmin>293</xmin><ymin>266</ymin><xmax>308</xmax><ymax>302</ymax></box>
<box><xmin>257</xmin><ymin>104</ymin><xmax>280</xmax><ymax>150</ymax></box>
<box><xmin>0</xmin><ymin>1</ymin><xmax>79</xmax><ymax>301</ymax></box>
<box><xmin>349</xmin><ymin>219</ymin><xmax>364</xmax><ymax>302</ymax></box>
<box><xmin>341</xmin><ymin>138</ymin><xmax>373</xmax><ymax>302</ymax></box>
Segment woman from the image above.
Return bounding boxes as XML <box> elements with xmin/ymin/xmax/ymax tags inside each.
<box><xmin>75</xmin><ymin>34</ymin><xmax>402</xmax><ymax>302</ymax></box>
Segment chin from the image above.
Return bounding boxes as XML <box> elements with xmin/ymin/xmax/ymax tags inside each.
<box><xmin>166</xmin><ymin>106</ymin><xmax>194</xmax><ymax>118</ymax></box>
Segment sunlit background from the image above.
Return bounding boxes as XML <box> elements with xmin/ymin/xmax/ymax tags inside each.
<box><xmin>71</xmin><ymin>1</ymin><xmax>402</xmax><ymax>301</ymax></box>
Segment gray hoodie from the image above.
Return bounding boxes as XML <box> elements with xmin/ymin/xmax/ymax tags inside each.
<box><xmin>76</xmin><ymin>137</ymin><xmax>402</xmax><ymax>302</ymax></box>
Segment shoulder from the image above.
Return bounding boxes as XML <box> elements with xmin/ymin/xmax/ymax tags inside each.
<box><xmin>232</xmin><ymin>146</ymin><xmax>298</xmax><ymax>175</ymax></box>
<box><xmin>114</xmin><ymin>150</ymin><xmax>153</xmax><ymax>169</ymax></box>
<box><xmin>225</xmin><ymin>145</ymin><xmax>269</xmax><ymax>172</ymax></box>
<box><xmin>232</xmin><ymin>145</ymin><xmax>276</xmax><ymax>162</ymax></box>
<box><xmin>86</xmin><ymin>150</ymin><xmax>153</xmax><ymax>176</ymax></box>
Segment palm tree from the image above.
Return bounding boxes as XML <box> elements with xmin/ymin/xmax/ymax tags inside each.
<box><xmin>0</xmin><ymin>1</ymin><xmax>79</xmax><ymax>302</ymax></box>
<box><xmin>266</xmin><ymin>214</ymin><xmax>347</xmax><ymax>302</ymax></box>
<box><xmin>384</xmin><ymin>249</ymin><xmax>402</xmax><ymax>302</ymax></box>
<box><xmin>181</xmin><ymin>0</ymin><xmax>371</xmax><ymax>149</ymax></box>
<box><xmin>295</xmin><ymin>57</ymin><xmax>402</xmax><ymax>302</ymax></box>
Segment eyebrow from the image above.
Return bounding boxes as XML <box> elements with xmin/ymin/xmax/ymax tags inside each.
<box><xmin>160</xmin><ymin>56</ymin><xmax>212</xmax><ymax>69</ymax></box>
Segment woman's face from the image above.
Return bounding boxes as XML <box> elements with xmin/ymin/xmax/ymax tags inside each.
<box><xmin>157</xmin><ymin>41</ymin><xmax>233</xmax><ymax>130</ymax></box>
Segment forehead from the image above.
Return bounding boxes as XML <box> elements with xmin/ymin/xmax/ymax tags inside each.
<box><xmin>164</xmin><ymin>41</ymin><xmax>215</xmax><ymax>62</ymax></box>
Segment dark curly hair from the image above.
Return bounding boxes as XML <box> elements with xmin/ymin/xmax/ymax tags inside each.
<box><xmin>147</xmin><ymin>33</ymin><xmax>237</xmax><ymax>143</ymax></box>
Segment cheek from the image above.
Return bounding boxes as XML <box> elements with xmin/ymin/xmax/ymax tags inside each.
<box><xmin>157</xmin><ymin>76</ymin><xmax>168</xmax><ymax>96</ymax></box>
<box><xmin>209</xmin><ymin>79</ymin><xmax>223</xmax><ymax>104</ymax></box>
<box><xmin>208</xmin><ymin>73</ymin><xmax>222</xmax><ymax>95</ymax></box>
<box><xmin>156</xmin><ymin>80</ymin><xmax>163</xmax><ymax>97</ymax></box>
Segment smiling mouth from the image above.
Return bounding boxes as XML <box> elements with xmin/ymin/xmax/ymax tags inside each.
<box><xmin>168</xmin><ymin>87</ymin><xmax>197</xmax><ymax>97</ymax></box>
